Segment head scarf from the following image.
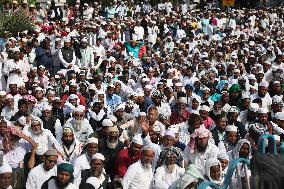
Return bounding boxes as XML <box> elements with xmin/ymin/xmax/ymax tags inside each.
<box><xmin>187</xmin><ymin>126</ymin><xmax>212</xmax><ymax>153</ymax></box>
<box><xmin>156</xmin><ymin>147</ymin><xmax>183</xmax><ymax>168</ymax></box>
<box><xmin>205</xmin><ymin>158</ymin><xmax>223</xmax><ymax>185</ymax></box>
<box><xmin>57</xmin><ymin>162</ymin><xmax>74</xmax><ymax>183</ymax></box>
<box><xmin>228</xmin><ymin>84</ymin><xmax>241</xmax><ymax>93</ymax></box>
<box><xmin>230</xmin><ymin>139</ymin><xmax>251</xmax><ymax>160</ymax></box>
<box><xmin>176</xmin><ymin>164</ymin><xmax>204</xmax><ymax>189</ymax></box>
<box><xmin>216</xmin><ymin>80</ymin><xmax>229</xmax><ymax>92</ymax></box>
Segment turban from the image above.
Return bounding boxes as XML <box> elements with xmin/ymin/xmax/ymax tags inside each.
<box><xmin>229</xmin><ymin>84</ymin><xmax>241</xmax><ymax>93</ymax></box>
<box><xmin>188</xmin><ymin>127</ymin><xmax>212</xmax><ymax>153</ymax></box>
<box><xmin>156</xmin><ymin>147</ymin><xmax>183</xmax><ymax>168</ymax></box>
<box><xmin>57</xmin><ymin>163</ymin><xmax>74</xmax><ymax>183</ymax></box>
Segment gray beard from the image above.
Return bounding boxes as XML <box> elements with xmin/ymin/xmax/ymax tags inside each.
<box><xmin>73</xmin><ymin>119</ymin><xmax>83</xmax><ymax>131</ymax></box>
<box><xmin>107</xmin><ymin>140</ymin><xmax>118</xmax><ymax>149</ymax></box>
<box><xmin>167</xmin><ymin>164</ymin><xmax>175</xmax><ymax>174</ymax></box>
<box><xmin>142</xmin><ymin>163</ymin><xmax>152</xmax><ymax>170</ymax></box>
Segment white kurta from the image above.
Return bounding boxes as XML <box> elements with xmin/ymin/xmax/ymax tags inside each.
<box><xmin>73</xmin><ymin>153</ymin><xmax>91</xmax><ymax>177</ymax></box>
<box><xmin>153</xmin><ymin>164</ymin><xmax>185</xmax><ymax>189</ymax></box>
<box><xmin>122</xmin><ymin>160</ymin><xmax>153</xmax><ymax>189</ymax></box>
<box><xmin>26</xmin><ymin>164</ymin><xmax>57</xmax><ymax>189</ymax></box>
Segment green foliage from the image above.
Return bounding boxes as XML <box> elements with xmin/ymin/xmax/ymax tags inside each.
<box><xmin>0</xmin><ymin>12</ymin><xmax>34</xmax><ymax>36</ymax></box>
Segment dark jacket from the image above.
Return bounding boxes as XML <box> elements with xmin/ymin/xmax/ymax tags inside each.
<box><xmin>80</xmin><ymin>169</ymin><xmax>110</xmax><ymax>188</ymax></box>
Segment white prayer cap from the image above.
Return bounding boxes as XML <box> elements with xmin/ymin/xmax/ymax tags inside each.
<box><xmin>226</xmin><ymin>125</ymin><xmax>238</xmax><ymax>132</ymax></box>
<box><xmin>64</xmin><ymin>37</ymin><xmax>71</xmax><ymax>43</ymax></box>
<box><xmin>13</xmin><ymin>47</ymin><xmax>20</xmax><ymax>52</ymax></box>
<box><xmin>217</xmin><ymin>151</ymin><xmax>229</xmax><ymax>161</ymax></box>
<box><xmin>108</xmin><ymin>126</ymin><xmax>119</xmax><ymax>132</ymax></box>
<box><xmin>6</xmin><ymin>94</ymin><xmax>13</xmax><ymax>99</ymax></box>
<box><xmin>0</xmin><ymin>164</ymin><xmax>12</xmax><ymax>174</ymax></box>
<box><xmin>68</xmin><ymin>94</ymin><xmax>78</xmax><ymax>100</ymax></box>
<box><xmin>97</xmin><ymin>91</ymin><xmax>105</xmax><ymax>96</ymax></box>
<box><xmin>228</xmin><ymin>106</ymin><xmax>239</xmax><ymax>114</ymax></box>
<box><xmin>88</xmin><ymin>84</ymin><xmax>96</xmax><ymax>90</ymax></box>
<box><xmin>138</xmin><ymin>112</ymin><xmax>147</xmax><ymax>117</ymax></box>
<box><xmin>168</xmin><ymin>126</ymin><xmax>179</xmax><ymax>133</ymax></box>
<box><xmin>0</xmin><ymin>91</ymin><xmax>6</xmax><ymax>96</ymax></box>
<box><xmin>249</xmin><ymin>103</ymin><xmax>259</xmax><ymax>112</ymax></box>
<box><xmin>258</xmin><ymin>107</ymin><xmax>268</xmax><ymax>114</ymax></box>
<box><xmin>142</xmin><ymin>145</ymin><xmax>155</xmax><ymax>153</ymax></box>
<box><xmin>248</xmin><ymin>74</ymin><xmax>256</xmax><ymax>80</ymax></box>
<box><xmin>84</xmin><ymin>3</ymin><xmax>88</xmax><ymax>6</ymax></box>
<box><xmin>86</xmin><ymin>177</ymin><xmax>101</xmax><ymax>189</ymax></box>
<box><xmin>74</xmin><ymin>105</ymin><xmax>85</xmax><ymax>113</ymax></box>
<box><xmin>115</xmin><ymin>103</ymin><xmax>125</xmax><ymax>112</ymax></box>
<box><xmin>108</xmin><ymin>115</ymin><xmax>117</xmax><ymax>123</ymax></box>
<box><xmin>200</xmin><ymin>105</ymin><xmax>210</xmax><ymax>112</ymax></box>
<box><xmin>35</xmin><ymin>87</ymin><xmax>43</xmax><ymax>91</ymax></box>
<box><xmin>175</xmin><ymin>82</ymin><xmax>183</xmax><ymax>87</ymax></box>
<box><xmin>191</xmin><ymin>110</ymin><xmax>199</xmax><ymax>115</ymax></box>
<box><xmin>92</xmin><ymin>153</ymin><xmax>105</xmax><ymax>161</ymax></box>
<box><xmin>167</xmin><ymin>68</ymin><xmax>174</xmax><ymax>74</ymax></box>
<box><xmin>192</xmin><ymin>95</ymin><xmax>202</xmax><ymax>104</ymax></box>
<box><xmin>242</xmin><ymin>93</ymin><xmax>250</xmax><ymax>99</ymax></box>
<box><xmin>274</xmin><ymin>112</ymin><xmax>284</xmax><ymax>121</ymax></box>
<box><xmin>272</xmin><ymin>96</ymin><xmax>282</xmax><ymax>104</ymax></box>
<box><xmin>42</xmin><ymin>104</ymin><xmax>52</xmax><ymax>111</ymax></box>
<box><xmin>233</xmin><ymin>69</ymin><xmax>240</xmax><ymax>73</ymax></box>
<box><xmin>178</xmin><ymin>97</ymin><xmax>187</xmax><ymax>104</ymax></box>
<box><xmin>81</xmin><ymin>38</ymin><xmax>88</xmax><ymax>43</ymax></box>
<box><xmin>55</xmin><ymin>38</ymin><xmax>61</xmax><ymax>42</ymax></box>
<box><xmin>153</xmin><ymin>125</ymin><xmax>161</xmax><ymax>132</ymax></box>
<box><xmin>144</xmin><ymin>85</ymin><xmax>152</xmax><ymax>90</ymax></box>
<box><xmin>137</xmin><ymin>92</ymin><xmax>144</xmax><ymax>97</ymax></box>
<box><xmin>164</xmin><ymin>130</ymin><xmax>175</xmax><ymax>138</ymax></box>
<box><xmin>131</xmin><ymin>135</ymin><xmax>143</xmax><ymax>145</ymax></box>
<box><xmin>259</xmin><ymin>80</ymin><xmax>269</xmax><ymax>88</ymax></box>
<box><xmin>102</xmin><ymin>119</ymin><xmax>113</xmax><ymax>127</ymax></box>
<box><xmin>22</xmin><ymin>38</ymin><xmax>28</xmax><ymax>42</ymax></box>
<box><xmin>86</xmin><ymin>137</ymin><xmax>98</xmax><ymax>145</ymax></box>
<box><xmin>142</xmin><ymin>77</ymin><xmax>150</xmax><ymax>82</ymax></box>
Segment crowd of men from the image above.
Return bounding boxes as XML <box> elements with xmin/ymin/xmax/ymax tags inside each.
<box><xmin>0</xmin><ymin>0</ymin><xmax>284</xmax><ymax>188</ymax></box>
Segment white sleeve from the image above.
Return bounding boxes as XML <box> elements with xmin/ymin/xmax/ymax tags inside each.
<box><xmin>122</xmin><ymin>165</ymin><xmax>136</xmax><ymax>189</ymax></box>
<box><xmin>153</xmin><ymin>167</ymin><xmax>169</xmax><ymax>188</ymax></box>
<box><xmin>58</xmin><ymin>50</ymin><xmax>69</xmax><ymax>68</ymax></box>
<box><xmin>26</xmin><ymin>171</ymin><xmax>36</xmax><ymax>189</ymax></box>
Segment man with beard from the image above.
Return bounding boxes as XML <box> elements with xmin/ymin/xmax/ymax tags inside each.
<box><xmin>89</xmin><ymin>99</ymin><xmax>109</xmax><ymax>132</ymax></box>
<box><xmin>76</xmin><ymin>153</ymin><xmax>110</xmax><ymax>188</ymax></box>
<box><xmin>257</xmin><ymin>108</ymin><xmax>284</xmax><ymax>135</ymax></box>
<box><xmin>26</xmin><ymin>147</ymin><xmax>58</xmax><ymax>189</ymax></box>
<box><xmin>239</xmin><ymin>103</ymin><xmax>259</xmax><ymax>130</ymax></box>
<box><xmin>183</xmin><ymin>127</ymin><xmax>219</xmax><ymax>172</ymax></box>
<box><xmin>98</xmin><ymin>126</ymin><xmax>124</xmax><ymax>178</ymax></box>
<box><xmin>113</xmin><ymin>103</ymin><xmax>126</xmax><ymax>127</ymax></box>
<box><xmin>58</xmin><ymin>127</ymin><xmax>82</xmax><ymax>164</ymax></box>
<box><xmin>226</xmin><ymin>106</ymin><xmax>247</xmax><ymax>138</ymax></box>
<box><xmin>250</xmin><ymin>80</ymin><xmax>272</xmax><ymax>110</ymax></box>
<box><xmin>73</xmin><ymin>137</ymin><xmax>99</xmax><ymax>177</ymax></box>
<box><xmin>61</xmin><ymin>105</ymin><xmax>93</xmax><ymax>143</ymax></box>
<box><xmin>209</xmin><ymin>101</ymin><xmax>225</xmax><ymax>122</ymax></box>
<box><xmin>52</xmin><ymin>97</ymin><xmax>64</xmax><ymax>125</ymax></box>
<box><xmin>115</xmin><ymin>135</ymin><xmax>143</xmax><ymax>178</ymax></box>
<box><xmin>211</xmin><ymin>114</ymin><xmax>228</xmax><ymax>146</ymax></box>
<box><xmin>41</xmin><ymin>163</ymin><xmax>76</xmax><ymax>189</ymax></box>
<box><xmin>61</xmin><ymin>81</ymin><xmax>87</xmax><ymax>107</ymax></box>
<box><xmin>154</xmin><ymin>147</ymin><xmax>185</xmax><ymax>188</ymax></box>
<box><xmin>0</xmin><ymin>164</ymin><xmax>13</xmax><ymax>189</ymax></box>
<box><xmin>106</xmin><ymin>84</ymin><xmax>122</xmax><ymax>112</ymax></box>
<box><xmin>150</xmin><ymin>90</ymin><xmax>171</xmax><ymax>121</ymax></box>
<box><xmin>122</xmin><ymin>146</ymin><xmax>155</xmax><ymax>188</ymax></box>
<box><xmin>40</xmin><ymin>104</ymin><xmax>58</xmax><ymax>136</ymax></box>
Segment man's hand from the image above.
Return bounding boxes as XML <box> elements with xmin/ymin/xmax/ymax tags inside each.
<box><xmin>139</xmin><ymin>116</ymin><xmax>149</xmax><ymax>135</ymax></box>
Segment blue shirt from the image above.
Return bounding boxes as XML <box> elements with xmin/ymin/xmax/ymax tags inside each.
<box><xmin>106</xmin><ymin>94</ymin><xmax>122</xmax><ymax>110</ymax></box>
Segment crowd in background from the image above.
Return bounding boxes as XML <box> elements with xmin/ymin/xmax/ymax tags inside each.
<box><xmin>0</xmin><ymin>0</ymin><xmax>284</xmax><ymax>189</ymax></box>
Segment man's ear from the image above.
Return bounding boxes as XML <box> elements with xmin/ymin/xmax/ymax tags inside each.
<box><xmin>41</xmin><ymin>155</ymin><xmax>46</xmax><ymax>162</ymax></box>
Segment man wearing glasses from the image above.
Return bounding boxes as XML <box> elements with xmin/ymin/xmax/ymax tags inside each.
<box><xmin>26</xmin><ymin>147</ymin><xmax>58</xmax><ymax>189</ymax></box>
